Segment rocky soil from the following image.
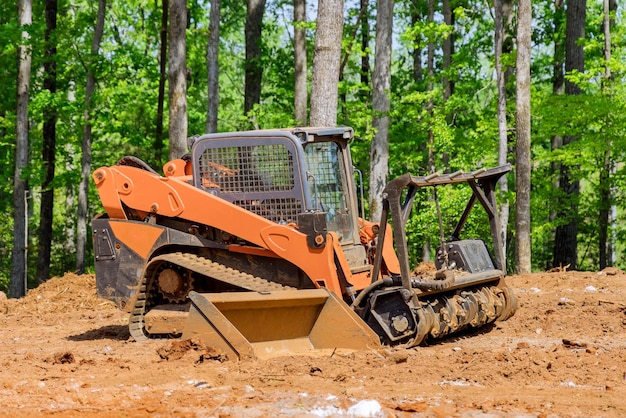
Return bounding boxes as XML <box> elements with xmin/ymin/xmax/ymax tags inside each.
<box><xmin>1</xmin><ymin>269</ymin><xmax>625</xmax><ymax>417</ymax></box>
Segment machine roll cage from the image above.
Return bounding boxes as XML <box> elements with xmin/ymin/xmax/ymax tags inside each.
<box><xmin>371</xmin><ymin>164</ymin><xmax>512</xmax><ymax>291</ymax></box>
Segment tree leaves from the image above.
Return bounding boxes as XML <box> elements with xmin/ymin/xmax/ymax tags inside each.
<box><xmin>1</xmin><ymin>0</ymin><xmax>626</xmax><ymax>293</ymax></box>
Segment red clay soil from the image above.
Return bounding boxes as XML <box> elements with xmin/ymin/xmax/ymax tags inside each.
<box><xmin>1</xmin><ymin>268</ymin><xmax>624</xmax><ymax>417</ymax></box>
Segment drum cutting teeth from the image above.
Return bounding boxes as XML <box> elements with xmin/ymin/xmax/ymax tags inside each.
<box><xmin>410</xmin><ymin>284</ymin><xmax>517</xmax><ymax>346</ymax></box>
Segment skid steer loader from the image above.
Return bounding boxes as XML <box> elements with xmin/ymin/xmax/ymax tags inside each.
<box><xmin>92</xmin><ymin>127</ymin><xmax>516</xmax><ymax>359</ymax></box>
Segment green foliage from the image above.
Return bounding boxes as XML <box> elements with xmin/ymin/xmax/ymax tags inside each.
<box><xmin>0</xmin><ymin>0</ymin><xmax>625</xmax><ymax>292</ymax></box>
<box><xmin>405</xmin><ymin>183</ymin><xmax>495</xmax><ymax>265</ymax></box>
<box><xmin>529</xmin><ymin>3</ymin><xmax>626</xmax><ymax>271</ymax></box>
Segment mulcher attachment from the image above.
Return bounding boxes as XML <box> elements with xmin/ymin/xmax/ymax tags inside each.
<box><xmin>358</xmin><ymin>165</ymin><xmax>518</xmax><ymax>347</ymax></box>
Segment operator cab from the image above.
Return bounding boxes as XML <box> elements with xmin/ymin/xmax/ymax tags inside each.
<box><xmin>190</xmin><ymin>127</ymin><xmax>368</xmax><ymax>273</ymax></box>
<box><xmin>303</xmin><ymin>139</ymin><xmax>355</xmax><ymax>243</ymax></box>
<box><xmin>298</xmin><ymin>128</ymin><xmax>369</xmax><ymax>272</ymax></box>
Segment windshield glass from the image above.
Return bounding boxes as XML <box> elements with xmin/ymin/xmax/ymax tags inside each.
<box><xmin>304</xmin><ymin>142</ymin><xmax>355</xmax><ymax>243</ymax></box>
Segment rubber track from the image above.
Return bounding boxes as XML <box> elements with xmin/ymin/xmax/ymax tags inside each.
<box><xmin>129</xmin><ymin>252</ymin><xmax>293</xmax><ymax>341</ymax></box>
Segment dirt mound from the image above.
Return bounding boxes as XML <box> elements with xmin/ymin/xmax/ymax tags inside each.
<box><xmin>2</xmin><ymin>273</ymin><xmax>114</xmax><ymax>315</ymax></box>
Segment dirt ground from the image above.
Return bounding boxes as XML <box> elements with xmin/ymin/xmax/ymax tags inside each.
<box><xmin>1</xmin><ymin>268</ymin><xmax>625</xmax><ymax>417</ymax></box>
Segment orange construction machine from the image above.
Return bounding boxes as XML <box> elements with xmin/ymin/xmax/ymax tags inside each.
<box><xmin>92</xmin><ymin>127</ymin><xmax>516</xmax><ymax>359</ymax></box>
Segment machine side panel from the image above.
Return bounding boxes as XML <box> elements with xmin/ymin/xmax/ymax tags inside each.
<box><xmin>93</xmin><ymin>217</ymin><xmax>150</xmax><ymax>310</ymax></box>
<box><xmin>96</xmin><ymin>165</ymin><xmax>344</xmax><ymax>295</ymax></box>
<box><xmin>92</xmin><ymin>218</ymin><xmax>213</xmax><ymax>311</ymax></box>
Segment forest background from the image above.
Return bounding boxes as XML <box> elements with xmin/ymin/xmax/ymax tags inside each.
<box><xmin>0</xmin><ymin>0</ymin><xmax>624</xmax><ymax>297</ymax></box>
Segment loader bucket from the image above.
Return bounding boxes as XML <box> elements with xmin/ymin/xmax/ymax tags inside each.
<box><xmin>182</xmin><ymin>289</ymin><xmax>381</xmax><ymax>360</ymax></box>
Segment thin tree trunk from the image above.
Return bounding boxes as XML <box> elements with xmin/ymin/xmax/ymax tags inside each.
<box><xmin>368</xmin><ymin>0</ymin><xmax>393</xmax><ymax>222</ymax></box>
<box><xmin>10</xmin><ymin>0</ymin><xmax>33</xmax><ymax>298</ymax></box>
<box><xmin>36</xmin><ymin>0</ymin><xmax>58</xmax><ymax>284</ymax></box>
<box><xmin>64</xmin><ymin>82</ymin><xmax>77</xmax><ymax>260</ymax></box>
<box><xmin>552</xmin><ymin>0</ymin><xmax>565</xmax><ymax>96</ymax></box>
<box><xmin>206</xmin><ymin>0</ymin><xmax>221</xmax><ymax>133</ymax></box>
<box><xmin>168</xmin><ymin>0</ymin><xmax>188</xmax><ymax>159</ymax></box>
<box><xmin>598</xmin><ymin>0</ymin><xmax>610</xmax><ymax>269</ymax></box>
<box><xmin>64</xmin><ymin>144</ymin><xmax>77</xmax><ymax>257</ymax></box>
<box><xmin>442</xmin><ymin>0</ymin><xmax>453</xmax><ymax>101</ymax></box>
<box><xmin>410</xmin><ymin>0</ymin><xmax>423</xmax><ymax>82</ymax></box>
<box><xmin>548</xmin><ymin>0</ymin><xmax>564</xmax><ymax>269</ymax></box>
<box><xmin>359</xmin><ymin>0</ymin><xmax>370</xmax><ymax>102</ymax></box>
<box><xmin>244</xmin><ymin>0</ymin><xmax>267</xmax><ymax>124</ymax></box>
<box><xmin>339</xmin><ymin>4</ymin><xmax>368</xmax><ymax>120</ymax></box>
<box><xmin>599</xmin><ymin>152</ymin><xmax>610</xmax><ymax>269</ymax></box>
<box><xmin>598</xmin><ymin>0</ymin><xmax>616</xmax><ymax>269</ymax></box>
<box><xmin>76</xmin><ymin>0</ymin><xmax>106</xmax><ymax>274</ymax></box>
<box><xmin>494</xmin><ymin>0</ymin><xmax>512</xmax><ymax>270</ymax></box>
<box><xmin>425</xmin><ymin>0</ymin><xmax>435</xmax><ymax>177</ymax></box>
<box><xmin>293</xmin><ymin>0</ymin><xmax>307</xmax><ymax>125</ymax></box>
<box><xmin>515</xmin><ymin>0</ymin><xmax>532</xmax><ymax>274</ymax></box>
<box><xmin>155</xmin><ymin>0</ymin><xmax>168</xmax><ymax>163</ymax></box>
<box><xmin>607</xmin><ymin>0</ymin><xmax>617</xmax><ymax>267</ymax></box>
<box><xmin>309</xmin><ymin>0</ymin><xmax>344</xmax><ymax>127</ymax></box>
<box><xmin>421</xmin><ymin>0</ymin><xmax>435</xmax><ymax>262</ymax></box>
<box><xmin>553</xmin><ymin>0</ymin><xmax>586</xmax><ymax>270</ymax></box>
<box><xmin>440</xmin><ymin>0</ymin><xmax>455</xmax><ymax>170</ymax></box>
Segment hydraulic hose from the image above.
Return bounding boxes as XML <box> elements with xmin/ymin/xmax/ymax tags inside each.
<box><xmin>350</xmin><ymin>277</ymin><xmax>395</xmax><ymax>309</ymax></box>
<box><xmin>351</xmin><ymin>270</ymin><xmax>455</xmax><ymax>309</ymax></box>
<box><xmin>410</xmin><ymin>269</ymin><xmax>455</xmax><ymax>291</ymax></box>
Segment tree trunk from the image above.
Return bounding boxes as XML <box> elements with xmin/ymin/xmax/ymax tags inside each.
<box><xmin>442</xmin><ymin>0</ymin><xmax>454</xmax><ymax>100</ymax></box>
<box><xmin>338</xmin><ymin>4</ymin><xmax>368</xmax><ymax>120</ymax></box>
<box><xmin>360</xmin><ymin>0</ymin><xmax>370</xmax><ymax>101</ymax></box>
<box><xmin>564</xmin><ymin>0</ymin><xmax>586</xmax><ymax>97</ymax></box>
<box><xmin>368</xmin><ymin>0</ymin><xmax>393</xmax><ymax>222</ymax></box>
<box><xmin>548</xmin><ymin>0</ymin><xmax>564</xmax><ymax>269</ymax></box>
<box><xmin>76</xmin><ymin>0</ymin><xmax>106</xmax><ymax>274</ymax></box>
<box><xmin>410</xmin><ymin>0</ymin><xmax>423</xmax><ymax>82</ymax></box>
<box><xmin>494</xmin><ymin>0</ymin><xmax>512</xmax><ymax>270</ymax></box>
<box><xmin>598</xmin><ymin>0</ymin><xmax>616</xmax><ymax>269</ymax></box>
<box><xmin>421</xmin><ymin>0</ymin><xmax>435</xmax><ymax>262</ymax></box>
<box><xmin>425</xmin><ymin>0</ymin><xmax>435</xmax><ymax>178</ymax></box>
<box><xmin>64</xmin><ymin>78</ymin><xmax>77</xmax><ymax>261</ymax></box>
<box><xmin>244</xmin><ymin>0</ymin><xmax>267</xmax><ymax>123</ymax></box>
<box><xmin>10</xmin><ymin>0</ymin><xmax>33</xmax><ymax>298</ymax></box>
<box><xmin>515</xmin><ymin>0</ymin><xmax>532</xmax><ymax>274</ymax></box>
<box><xmin>168</xmin><ymin>0</ymin><xmax>188</xmax><ymax>159</ymax></box>
<box><xmin>36</xmin><ymin>0</ymin><xmax>58</xmax><ymax>284</ymax></box>
<box><xmin>293</xmin><ymin>0</ymin><xmax>307</xmax><ymax>125</ymax></box>
<box><xmin>598</xmin><ymin>152</ymin><xmax>610</xmax><ymax>269</ymax></box>
<box><xmin>155</xmin><ymin>0</ymin><xmax>168</xmax><ymax>163</ymax></box>
<box><xmin>309</xmin><ymin>0</ymin><xmax>344</xmax><ymax>127</ymax></box>
<box><xmin>440</xmin><ymin>0</ymin><xmax>455</xmax><ymax>170</ymax></box>
<box><xmin>607</xmin><ymin>0</ymin><xmax>617</xmax><ymax>267</ymax></box>
<box><xmin>206</xmin><ymin>0</ymin><xmax>221</xmax><ymax>133</ymax></box>
<box><xmin>552</xmin><ymin>0</ymin><xmax>565</xmax><ymax>97</ymax></box>
<box><xmin>553</xmin><ymin>0</ymin><xmax>586</xmax><ymax>270</ymax></box>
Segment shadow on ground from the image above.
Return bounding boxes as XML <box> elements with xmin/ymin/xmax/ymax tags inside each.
<box><xmin>67</xmin><ymin>324</ymin><xmax>130</xmax><ymax>341</ymax></box>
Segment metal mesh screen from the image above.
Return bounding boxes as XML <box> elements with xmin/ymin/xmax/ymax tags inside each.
<box><xmin>197</xmin><ymin>143</ymin><xmax>302</xmax><ymax>223</ymax></box>
<box><xmin>198</xmin><ymin>144</ymin><xmax>295</xmax><ymax>193</ymax></box>
<box><xmin>233</xmin><ymin>198</ymin><xmax>302</xmax><ymax>224</ymax></box>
